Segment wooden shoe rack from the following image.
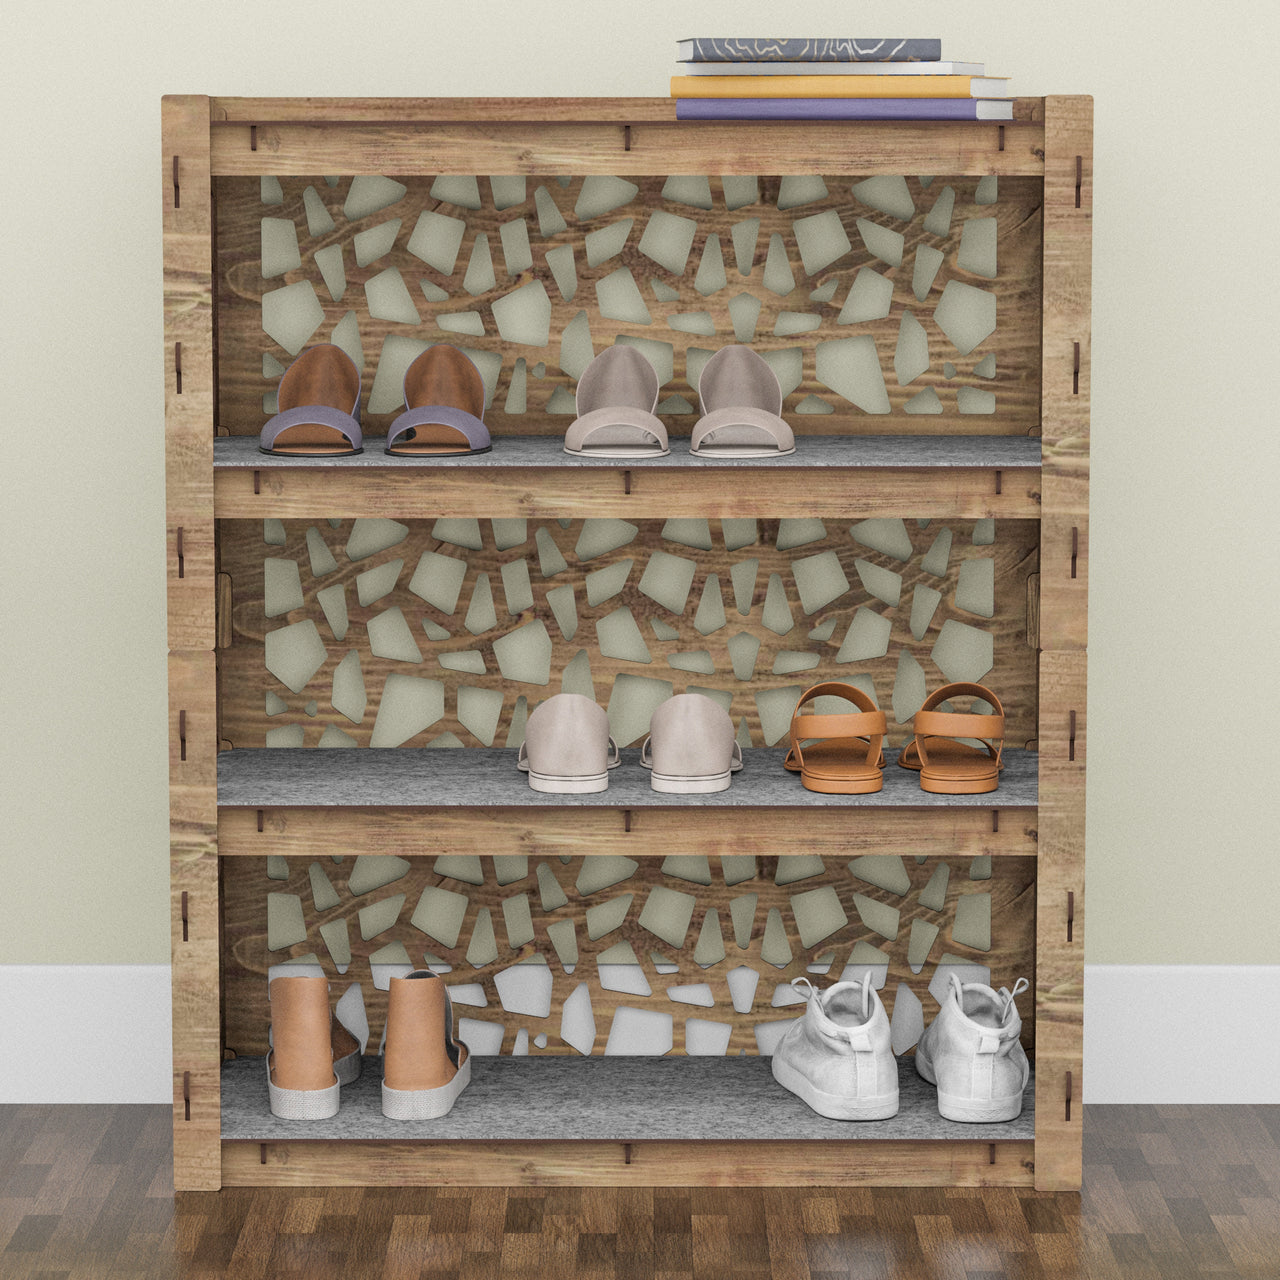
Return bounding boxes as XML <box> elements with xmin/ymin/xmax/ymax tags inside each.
<box><xmin>163</xmin><ymin>95</ymin><xmax>1090</xmax><ymax>1191</ymax></box>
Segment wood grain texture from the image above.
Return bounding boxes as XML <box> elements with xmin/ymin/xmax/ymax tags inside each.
<box><xmin>168</xmin><ymin>651</ymin><xmax>221</xmax><ymax>1191</ymax></box>
<box><xmin>217</xmin><ymin>517</ymin><xmax>1039</xmax><ymax>752</ymax></box>
<box><xmin>214</xmin><ymin>464</ymin><xmax>1042</xmax><ymax>520</ymax></box>
<box><xmin>8</xmin><ymin>1102</ymin><xmax>1280</xmax><ymax>1270</ymax></box>
<box><xmin>223</xmin><ymin>1137</ymin><xmax>1035</xmax><ymax>1187</ymax></box>
<box><xmin>219</xmin><ymin>853</ymin><xmax>1036</xmax><ymax>1060</ymax></box>
<box><xmin>1034</xmin><ymin>649</ymin><xmax>1086</xmax><ymax>1191</ymax></box>
<box><xmin>219</xmin><ymin>804</ymin><xmax>1037</xmax><ymax>859</ymax></box>
<box><xmin>163</xmin><ymin>96</ymin><xmax>216</xmax><ymax>652</ymax></box>
<box><xmin>1039</xmin><ymin>97</ymin><xmax>1091</xmax><ymax>651</ymax></box>
<box><xmin>210</xmin><ymin>97</ymin><xmax>1047</xmax><ymax>125</ymax></box>
<box><xmin>212</xmin><ymin>119</ymin><xmax>1047</xmax><ymax>177</ymax></box>
<box><xmin>216</xmin><ymin>173</ymin><xmax>1043</xmax><ymax>439</ymax></box>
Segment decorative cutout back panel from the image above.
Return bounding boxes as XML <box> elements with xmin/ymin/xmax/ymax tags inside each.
<box><xmin>223</xmin><ymin>853</ymin><xmax>1036</xmax><ymax>1058</ymax></box>
<box><xmin>220</xmin><ymin>517</ymin><xmax>1037</xmax><ymax>750</ymax></box>
<box><xmin>215</xmin><ymin>174</ymin><xmax>1042</xmax><ymax>436</ymax></box>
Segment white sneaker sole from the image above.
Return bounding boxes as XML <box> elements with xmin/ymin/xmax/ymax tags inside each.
<box><xmin>914</xmin><ymin>1043</ymin><xmax>1027</xmax><ymax>1123</ymax></box>
<box><xmin>381</xmin><ymin>1054</ymin><xmax>472</xmax><ymax>1120</ymax></box>
<box><xmin>526</xmin><ymin>770</ymin><xmax>609</xmax><ymax>793</ymax></box>
<box><xmin>771</xmin><ymin>1054</ymin><xmax>898</xmax><ymax>1121</ymax></box>
<box><xmin>649</xmin><ymin>769</ymin><xmax>732</xmax><ymax>794</ymax></box>
<box><xmin>266</xmin><ymin>1047</ymin><xmax>362</xmax><ymax>1121</ymax></box>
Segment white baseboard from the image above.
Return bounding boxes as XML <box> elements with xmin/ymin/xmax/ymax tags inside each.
<box><xmin>1</xmin><ymin>963</ymin><xmax>1276</xmax><ymax>1105</ymax></box>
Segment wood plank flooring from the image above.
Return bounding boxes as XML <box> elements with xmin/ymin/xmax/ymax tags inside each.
<box><xmin>1</xmin><ymin>1104</ymin><xmax>1277</xmax><ymax>1278</ymax></box>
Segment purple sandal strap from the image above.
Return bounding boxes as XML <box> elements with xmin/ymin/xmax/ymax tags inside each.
<box><xmin>386</xmin><ymin>405</ymin><xmax>491</xmax><ymax>451</ymax></box>
<box><xmin>259</xmin><ymin>404</ymin><xmax>363</xmax><ymax>451</ymax></box>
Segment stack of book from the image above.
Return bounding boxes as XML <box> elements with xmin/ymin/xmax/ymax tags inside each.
<box><xmin>671</xmin><ymin>38</ymin><xmax>1013</xmax><ymax>121</ymax></box>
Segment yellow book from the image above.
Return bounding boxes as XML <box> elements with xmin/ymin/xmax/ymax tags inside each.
<box><xmin>670</xmin><ymin>75</ymin><xmax>1009</xmax><ymax>99</ymax></box>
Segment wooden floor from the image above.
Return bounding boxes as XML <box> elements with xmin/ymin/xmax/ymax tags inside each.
<box><xmin>1</xmin><ymin>1105</ymin><xmax>1277</xmax><ymax>1278</ymax></box>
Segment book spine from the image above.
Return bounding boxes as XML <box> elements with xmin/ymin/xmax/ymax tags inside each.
<box><xmin>681</xmin><ymin>38</ymin><xmax>943</xmax><ymax>62</ymax></box>
<box><xmin>671</xmin><ymin>75</ymin><xmax>982</xmax><ymax>99</ymax></box>
<box><xmin>677</xmin><ymin>61</ymin><xmax>984</xmax><ymax>77</ymax></box>
<box><xmin>675</xmin><ymin>98</ymin><xmax>983</xmax><ymax>120</ymax></box>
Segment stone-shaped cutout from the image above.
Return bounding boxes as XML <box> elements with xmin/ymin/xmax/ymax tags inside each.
<box><xmin>534</xmin><ymin>185</ymin><xmax>567</xmax><ymax>237</ymax></box>
<box><xmin>638</xmin><ymin>886</ymin><xmax>697</xmax><ymax>949</ymax></box>
<box><xmin>302</xmin><ymin>185</ymin><xmax>334</xmax><ymax>235</ymax></box>
<box><xmin>318</xmin><ymin>725</ymin><xmax>357</xmax><ymax>748</ymax></box>
<box><xmin>353</xmin><ymin>219</ymin><xmax>402</xmax><ymax>268</ymax></box>
<box><xmin>919</xmin><ymin>864</ymin><xmax>950</xmax><ymax>911</ymax></box>
<box><xmin>754</xmin><ymin>684</ymin><xmax>803</xmax><ymax>746</ymax></box>
<box><xmin>974</xmin><ymin>353</ymin><xmax>997</xmax><ymax>378</ymax></box>
<box><xmin>558</xmin><ymin>309</ymin><xmax>594</xmax><ymax>380</ymax></box>
<box><xmin>905</xmin><ymin>387</ymin><xmax>943</xmax><ymax>413</ymax></box>
<box><xmin>854</xmin><ymin>558</ymin><xmax>902</xmax><ymax>607</ymax></box>
<box><xmin>264</xmin><ymin>724</ymin><xmax>304</xmax><ymax>747</ymax></box>
<box><xmin>929</xmin><ymin>956</ymin><xmax>991</xmax><ymax>1008</ymax></box>
<box><xmin>913</xmin><ymin>245</ymin><xmax>945</xmax><ymax>302</ymax></box>
<box><xmin>730</xmin><ymin>893</ymin><xmax>757</xmax><ymax>948</ymax></box>
<box><xmin>934</xmin><ymin>281</ymin><xmax>997</xmax><ymax>355</ymax></box>
<box><xmin>693</xmin><ymin>910</ymin><xmax>726</xmax><ymax>968</ymax></box>
<box><xmin>548</xmin><ymin>921</ymin><xmax>579</xmax><ymax>973</ymax></box>
<box><xmin>584</xmin><ymin>218</ymin><xmax>633</xmax><ymax>268</ymax></box>
<box><xmin>910</xmin><ymin>585</ymin><xmax>943</xmax><ymax>640</ymax></box>
<box><xmin>534</xmin><ymin>526</ymin><xmax>569</xmax><ymax>576</ymax></box>
<box><xmin>692</xmin><ymin>574</ymin><xmax>727</xmax><ymax>635</ymax></box>
<box><xmin>777</xmin><ymin>175</ymin><xmax>828</xmax><ymax>209</ymax></box>
<box><xmin>808</xmin><ymin>618</ymin><xmax>837</xmax><ymax>643</ymax></box>
<box><xmin>346</xmin><ymin>518</ymin><xmax>409</xmax><ymax>561</ymax></box>
<box><xmin>839</xmin><ymin>941</ymin><xmax>891</xmax><ymax>991</ymax></box>
<box><xmin>438</xmin><ymin>312</ymin><xmax>485</xmax><ymax>336</ymax></box>
<box><xmin>342</xmin><ymin>175</ymin><xmax>406</xmax><ymax>221</ymax></box>
<box><xmin>775</xmin><ymin>855</ymin><xmax>826</xmax><ymax>886</ymax></box>
<box><xmin>560</xmin><ymin>983</ymin><xmax>595</xmax><ymax>1053</ymax></box>
<box><xmin>544</xmin><ymin>244</ymin><xmax>577</xmax><ymax>301</ymax></box>
<box><xmin>493</xmin><ymin>280</ymin><xmax>552</xmax><ymax>347</ymax></box>
<box><xmin>921</xmin><ymin>527</ymin><xmax>953</xmax><ymax>578</ymax></box>
<box><xmin>505</xmin><ymin>695</ymin><xmax>529</xmax><ymax>749</ymax></box>
<box><xmin>462</xmin><ymin>234</ymin><xmax>496</xmax><ymax>296</ymax></box>
<box><xmin>262</xmin><ymin>280</ymin><xmax>324</xmax><ymax>356</ymax></box>
<box><xmin>953</xmin><ymin>894</ymin><xmax>992</xmax><ymax>951</ymax></box>
<box><xmin>833</xmin><ymin>607</ymin><xmax>891</xmax><ymax>663</ymax></box>
<box><xmin>408</xmin><ymin>550</ymin><xmax>467</xmax><ymax>614</ymax></box>
<box><xmin>263</xmin><ymin>558</ymin><xmax>304</xmax><ymax>618</ymax></box>
<box><xmin>318</xmin><ymin>919</ymin><xmax>350</xmax><ymax>971</ymax></box>
<box><xmin>722</xmin><ymin>292</ymin><xmax>760</xmax><ymax>344</ymax></box>
<box><xmin>576</xmin><ymin>855</ymin><xmax>639</xmax><ymax>896</ymax></box>
<box><xmin>501</xmin><ymin>894</ymin><xmax>535</xmax><ymax>949</ymax></box>
<box><xmin>727</xmin><ymin>965</ymin><xmax>760</xmax><ymax>1014</ymax></box>
<box><xmin>760</xmin><ymin>908</ymin><xmax>793</xmax><ymax>969</ymax></box>
<box><xmin>890</xmin><ymin>982</ymin><xmax>924</xmax><ymax>1055</ymax></box>
<box><xmin>958</xmin><ymin>387</ymin><xmax>996</xmax><ymax>414</ymax></box>
<box><xmin>358</xmin><ymin>894</ymin><xmax>405</xmax><ymax>941</ymax></box>
<box><xmin>730</xmin><ymin>558</ymin><xmax>758</xmax><ymax>615</ymax></box>
<box><xmin>586</xmin><ymin>894</ymin><xmax>634</xmax><ymax>941</ymax></box>
<box><xmin>838</xmin><ymin>268</ymin><xmax>894</xmax><ymax>324</ymax></box>
<box><xmin>774</xmin><ymin>312</ymin><xmax>822</xmax><ymax>337</ymax></box>
<box><xmin>722</xmin><ymin>519</ymin><xmax>758</xmax><ymax>552</ymax></box>
<box><xmin>546</xmin><ymin>584</ymin><xmax>578</xmax><ymax>641</ymax></box>
<box><xmin>973</xmin><ymin>519</ymin><xmax>995</xmax><ymax>546</ymax></box>
<box><xmin>560</xmin><ymin>649</ymin><xmax>595</xmax><ymax>698</ymax></box>
<box><xmin>958</xmin><ymin>218</ymin><xmax>998</xmax><ymax>279</ymax></box>
<box><xmin>668</xmin><ymin>984</ymin><xmax>715</xmax><ymax>1008</ymax></box>
<box><xmin>306</xmin><ymin>526</ymin><xmax>339</xmax><ymax>577</ymax></box>
<box><xmin>260</xmin><ymin>217</ymin><xmax>301</xmax><ymax>279</ymax></box>
<box><xmin>892</xmin><ymin>650</ymin><xmax>927</xmax><ymax>726</ymax></box>
<box><xmin>851</xmin><ymin>175</ymin><xmax>914</xmax><ymax>220</ymax></box>
<box><xmin>638</xmin><ymin>549</ymin><xmax>698</xmax><ymax>614</ymax></box>
<box><xmin>694</xmin><ymin>235</ymin><xmax>727</xmax><ymax>296</ymax></box>
<box><xmin>500</xmin><ymin>558</ymin><xmax>534</xmax><ymax>616</ymax></box>
<box><xmin>726</xmin><ymin>632</ymin><xmax>761</xmax><ymax>682</ymax></box>
<box><xmin>762</xmin><ymin>233</ymin><xmax>795</xmax><ymax>296</ymax></box>
<box><xmin>848</xmin><ymin>855</ymin><xmax>911</xmax><ymax>896</ymax></box>
<box><xmin>931</xmin><ymin>619</ymin><xmax>994</xmax><ymax>683</ymax></box>
<box><xmin>265</xmin><ymin>619</ymin><xmax>327</xmax><ymax>693</ymax></box>
<box><xmin>790</xmin><ymin>886</ymin><xmax>848</xmax><ymax>948</ymax></box>
<box><xmin>427</xmin><ymin>175</ymin><xmax>480</xmax><ymax>210</ymax></box>
<box><xmin>458</xmin><ymin>685</ymin><xmax>503</xmax><ymax>746</ymax></box>
<box><xmin>355</xmin><ymin>558</ymin><xmax>403</xmax><ymax>608</ymax></box>
<box><xmin>722</xmin><ymin>175</ymin><xmax>760</xmax><ymax>210</ymax></box>
<box><xmin>537</xmin><ymin>862</ymin><xmax>568</xmax><ymax>911</ymax></box>
<box><xmin>923</xmin><ymin>185</ymin><xmax>955</xmax><ymax>237</ymax></box>
<box><xmin>956</xmin><ymin>558</ymin><xmax>995</xmax><ymax>618</ymax></box>
<box><xmin>608</xmin><ymin>675</ymin><xmax>673</xmax><ymax>748</ymax></box>
<box><xmin>851</xmin><ymin>518</ymin><xmax>913</xmax><ymax>561</ymax></box>
<box><xmin>662</xmin><ymin>175</ymin><xmax>713</xmax><ymax>209</ymax></box>
<box><xmin>447</xmin><ymin>983</ymin><xmax>488</xmax><ymax>1009</ymax></box>
<box><xmin>263</xmin><ymin>518</ymin><xmax>287</xmax><ymax>545</ymax></box>
<box><xmin>757</xmin><ymin>573</ymin><xmax>793</xmax><ymax>635</ymax></box>
<box><xmin>463</xmin><ymin>573</ymin><xmax>497</xmax><ymax>635</ymax></box>
<box><xmin>856</xmin><ymin>218</ymin><xmax>904</xmax><ymax>268</ymax></box>
<box><xmin>668</xmin><ymin>651</ymin><xmax>714</xmax><ymax>674</ymax></box>
<box><xmin>368</xmin><ymin>674</ymin><xmax>444</xmax><ymax>747</ymax></box>
<box><xmin>466</xmin><ymin>909</ymin><xmax>499</xmax><ymax>968</ymax></box>
<box><xmin>456</xmin><ymin>1018</ymin><xmax>504</xmax><ymax>1055</ymax></box>
<box><xmin>638</xmin><ymin>209</ymin><xmax>698</xmax><ymax>274</ymax></box>
<box><xmin>970</xmin><ymin>855</ymin><xmax>993</xmax><ymax>882</ymax></box>
<box><xmin>499</xmin><ymin>217</ymin><xmax>533</xmax><ymax>277</ymax></box>
<box><xmin>604</xmin><ymin>1007</ymin><xmax>673</xmax><ymax>1056</ymax></box>
<box><xmin>489</xmin><ymin>617</ymin><xmax>554</xmax><ymax>686</ymax></box>
<box><xmin>722</xmin><ymin>855</ymin><xmax>756</xmax><ymax>887</ymax></box>
<box><xmin>266</xmin><ymin>856</ymin><xmax>289</xmax><ymax>881</ymax></box>
<box><xmin>331</xmin><ymin>650</ymin><xmax>366</xmax><ymax>723</ymax></box>
<box><xmin>894</xmin><ymin>312</ymin><xmax>930</xmax><ymax>386</ymax></box>
<box><xmin>367</xmin><ymin>607</ymin><xmax>422</xmax><ymax>662</ymax></box>
<box><xmin>597</xmin><ymin>607</ymin><xmax>652</xmax><ymax>663</ymax></box>
<box><xmin>595</xmin><ymin>268</ymin><xmax>652</xmax><ymax>324</ymax></box>
<box><xmin>815</xmin><ymin>336</ymin><xmax>891</xmax><ymax>413</ymax></box>
<box><xmin>852</xmin><ymin>893</ymin><xmax>900</xmax><ymax>941</ymax></box>
<box><xmin>585</xmin><ymin>559</ymin><xmax>632</xmax><ymax>607</ymax></box>
<box><xmin>662</xmin><ymin>855</ymin><xmax>712</xmax><ymax>886</ymax></box>
<box><xmin>772</xmin><ymin>651</ymin><xmax>820</xmax><ymax>675</ymax></box>
<box><xmin>266</xmin><ymin>893</ymin><xmax>306</xmax><ymax>951</ymax></box>
<box><xmin>793</xmin><ymin>209</ymin><xmax>851</xmax><ymax>275</ymax></box>
<box><xmin>574</xmin><ymin>176</ymin><xmax>639</xmax><ymax>220</ymax></box>
<box><xmin>364</xmin><ymin>267</ymin><xmax>419</xmax><ymax>324</ymax></box>
<box><xmin>731</xmin><ymin>218</ymin><xmax>760</xmax><ymax>277</ymax></box>
<box><xmin>792</xmin><ymin>550</ymin><xmax>851</xmax><ymax>615</ymax></box>
<box><xmin>405</xmin><ymin>209</ymin><xmax>466</xmax><ymax>273</ymax></box>
<box><xmin>309</xmin><ymin>862</ymin><xmax>341</xmax><ymax>911</ymax></box>
<box><xmin>439</xmin><ymin>649</ymin><xmax>486</xmax><ymax>675</ymax></box>
<box><xmin>975</xmin><ymin>175</ymin><xmax>998</xmax><ymax>205</ymax></box>
<box><xmin>669</xmin><ymin>311</ymin><xmax>716</xmax><ymax>336</ymax></box>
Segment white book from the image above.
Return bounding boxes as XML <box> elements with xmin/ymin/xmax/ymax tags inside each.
<box><xmin>677</xmin><ymin>60</ymin><xmax>986</xmax><ymax>76</ymax></box>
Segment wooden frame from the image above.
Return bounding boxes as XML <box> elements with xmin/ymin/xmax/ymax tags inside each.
<box><xmin>165</xmin><ymin>94</ymin><xmax>1090</xmax><ymax>1192</ymax></box>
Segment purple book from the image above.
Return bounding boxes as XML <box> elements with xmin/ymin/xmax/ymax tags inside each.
<box><xmin>676</xmin><ymin>97</ymin><xmax>1013</xmax><ymax>121</ymax></box>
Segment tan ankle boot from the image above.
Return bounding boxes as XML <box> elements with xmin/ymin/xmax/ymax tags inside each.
<box><xmin>381</xmin><ymin>971</ymin><xmax>471</xmax><ymax>1120</ymax></box>
<box><xmin>267</xmin><ymin>973</ymin><xmax>362</xmax><ymax>1120</ymax></box>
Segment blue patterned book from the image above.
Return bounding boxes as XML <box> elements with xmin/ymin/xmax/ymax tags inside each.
<box><xmin>676</xmin><ymin>98</ymin><xmax>1013</xmax><ymax>121</ymax></box>
<box><xmin>677</xmin><ymin>38</ymin><xmax>942</xmax><ymax>63</ymax></box>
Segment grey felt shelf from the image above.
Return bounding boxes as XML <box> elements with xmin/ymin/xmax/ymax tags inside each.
<box><xmin>214</xmin><ymin>434</ymin><xmax>1041</xmax><ymax>472</ymax></box>
<box><xmin>217</xmin><ymin>746</ymin><xmax>1037</xmax><ymax>809</ymax></box>
<box><xmin>221</xmin><ymin>1054</ymin><xmax>1035</xmax><ymax>1144</ymax></box>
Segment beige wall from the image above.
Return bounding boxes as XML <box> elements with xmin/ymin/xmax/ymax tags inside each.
<box><xmin>3</xmin><ymin>1</ymin><xmax>1276</xmax><ymax>965</ymax></box>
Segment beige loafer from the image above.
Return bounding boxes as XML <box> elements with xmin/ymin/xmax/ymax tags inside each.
<box><xmin>640</xmin><ymin>692</ymin><xmax>743</xmax><ymax>794</ymax></box>
<box><xmin>266</xmin><ymin>971</ymin><xmax>363</xmax><ymax>1121</ymax></box>
<box><xmin>381</xmin><ymin>971</ymin><xmax>471</xmax><ymax>1120</ymax></box>
<box><xmin>517</xmin><ymin>693</ymin><xmax>621</xmax><ymax>793</ymax></box>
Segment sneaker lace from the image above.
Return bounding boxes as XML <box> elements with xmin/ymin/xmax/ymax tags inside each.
<box><xmin>997</xmin><ymin>976</ymin><xmax>1029</xmax><ymax>1024</ymax></box>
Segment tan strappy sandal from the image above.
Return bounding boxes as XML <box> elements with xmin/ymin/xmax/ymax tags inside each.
<box><xmin>785</xmin><ymin>682</ymin><xmax>887</xmax><ymax>794</ymax></box>
<box><xmin>899</xmin><ymin>682</ymin><xmax>1005</xmax><ymax>794</ymax></box>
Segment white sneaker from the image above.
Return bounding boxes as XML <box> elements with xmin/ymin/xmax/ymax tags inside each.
<box><xmin>770</xmin><ymin>975</ymin><xmax>899</xmax><ymax>1120</ymax></box>
<box><xmin>915</xmin><ymin>974</ymin><xmax>1030</xmax><ymax>1122</ymax></box>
